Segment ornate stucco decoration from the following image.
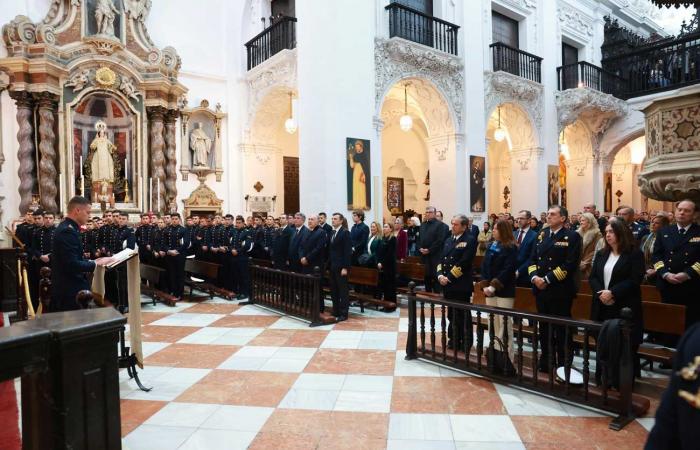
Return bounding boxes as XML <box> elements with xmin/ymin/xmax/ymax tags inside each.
<box><xmin>244</xmin><ymin>48</ymin><xmax>297</xmax><ymax>137</ymax></box>
<box><xmin>497</xmin><ymin>0</ymin><xmax>536</xmax><ymax>12</ymax></box>
<box><xmin>182</xmin><ymin>180</ymin><xmax>223</xmax><ymax>217</ymax></box>
<box><xmin>484</xmin><ymin>70</ymin><xmax>544</xmax><ymax>134</ymax></box>
<box><xmin>180</xmin><ymin>99</ymin><xmax>226</xmax><ymax>182</ymax></box>
<box><xmin>639</xmin><ymin>95</ymin><xmax>700</xmax><ymax>202</ymax></box>
<box><xmin>558</xmin><ymin>3</ymin><xmax>594</xmax><ymax>41</ymax></box>
<box><xmin>0</xmin><ymin>71</ymin><xmax>8</xmax><ymax>172</ymax></box>
<box><xmin>375</xmin><ymin>37</ymin><xmax>464</xmax><ymax>132</ymax></box>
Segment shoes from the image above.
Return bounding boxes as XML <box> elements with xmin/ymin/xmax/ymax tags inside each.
<box><xmin>236</xmin><ymin>294</ymin><xmax>247</xmax><ymax>300</ymax></box>
<box><xmin>336</xmin><ymin>315</ymin><xmax>348</xmax><ymax>323</ymax></box>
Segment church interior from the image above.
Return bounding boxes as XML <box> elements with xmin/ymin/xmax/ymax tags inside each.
<box><xmin>1</xmin><ymin>0</ymin><xmax>700</xmax><ymax>449</ymax></box>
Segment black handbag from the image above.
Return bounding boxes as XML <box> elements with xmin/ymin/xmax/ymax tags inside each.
<box><xmin>357</xmin><ymin>252</ymin><xmax>372</xmax><ymax>266</ymax></box>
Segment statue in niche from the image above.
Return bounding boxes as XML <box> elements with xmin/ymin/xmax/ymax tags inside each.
<box><xmin>88</xmin><ymin>121</ymin><xmax>117</xmax><ymax>204</ymax></box>
<box><xmin>95</xmin><ymin>0</ymin><xmax>119</xmax><ymax>36</ymax></box>
<box><xmin>190</xmin><ymin>122</ymin><xmax>212</xmax><ymax>168</ymax></box>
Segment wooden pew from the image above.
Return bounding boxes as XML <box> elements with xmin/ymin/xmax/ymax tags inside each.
<box><xmin>638</xmin><ymin>302</ymin><xmax>685</xmax><ymax>368</ymax></box>
<box><xmin>184</xmin><ymin>259</ymin><xmax>235</xmax><ymax>300</ymax></box>
<box><xmin>403</xmin><ymin>256</ymin><xmax>421</xmax><ymax>265</ymax></box>
<box><xmin>140</xmin><ymin>264</ymin><xmax>177</xmax><ymax>306</ymax></box>
<box><xmin>397</xmin><ymin>261</ymin><xmax>425</xmax><ymax>294</ymax></box>
<box><xmin>347</xmin><ymin>266</ymin><xmax>396</xmax><ymax>312</ymax></box>
<box><xmin>640</xmin><ymin>284</ymin><xmax>662</xmax><ymax>303</ymax></box>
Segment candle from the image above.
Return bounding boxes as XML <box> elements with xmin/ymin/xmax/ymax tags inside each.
<box><xmin>157</xmin><ymin>181</ymin><xmax>160</xmax><ymax>212</ymax></box>
<box><xmin>124</xmin><ymin>156</ymin><xmax>128</xmax><ymax>181</ymax></box>
<box><xmin>81</xmin><ymin>176</ymin><xmax>85</xmax><ymax>198</ymax></box>
<box><xmin>149</xmin><ymin>177</ymin><xmax>153</xmax><ymax>212</ymax></box>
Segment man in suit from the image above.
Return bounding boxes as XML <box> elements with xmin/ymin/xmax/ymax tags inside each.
<box><xmin>419</xmin><ymin>206</ymin><xmax>449</xmax><ymax>292</ymax></box>
<box><xmin>437</xmin><ymin>214</ymin><xmax>477</xmax><ymax>350</ymax></box>
<box><xmin>300</xmin><ymin>215</ymin><xmax>327</xmax><ymax>275</ymax></box>
<box><xmin>514</xmin><ymin>209</ymin><xmax>538</xmax><ymax>287</ymax></box>
<box><xmin>652</xmin><ymin>199</ymin><xmax>700</xmax><ymax>328</ymax></box>
<box><xmin>329</xmin><ymin>213</ymin><xmax>352</xmax><ymax>321</ymax></box>
<box><xmin>164</xmin><ymin>213</ymin><xmax>189</xmax><ymax>300</ymax></box>
<box><xmin>349</xmin><ymin>210</ymin><xmax>369</xmax><ymax>265</ymax></box>
<box><xmin>528</xmin><ymin>205</ymin><xmax>582</xmax><ymax>372</ymax></box>
<box><xmin>51</xmin><ymin>196</ymin><xmax>112</xmax><ymax>311</ymax></box>
<box><xmin>288</xmin><ymin>212</ymin><xmax>309</xmax><ymax>272</ymax></box>
<box><xmin>617</xmin><ymin>205</ymin><xmax>649</xmax><ymax>244</ymax></box>
<box><xmin>273</xmin><ymin>214</ymin><xmax>295</xmax><ymax>269</ymax></box>
<box><xmin>467</xmin><ymin>218</ymin><xmax>480</xmax><ymax>238</ymax></box>
<box><xmin>583</xmin><ymin>203</ymin><xmax>607</xmax><ymax>232</ymax></box>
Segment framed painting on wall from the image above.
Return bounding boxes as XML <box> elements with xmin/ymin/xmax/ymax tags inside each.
<box><xmin>470</xmin><ymin>156</ymin><xmax>485</xmax><ymax>213</ymax></box>
<box><xmin>386</xmin><ymin>177</ymin><xmax>404</xmax><ymax>215</ymax></box>
<box><xmin>346</xmin><ymin>138</ymin><xmax>371</xmax><ymax>210</ymax></box>
<box><xmin>604</xmin><ymin>172</ymin><xmax>613</xmax><ymax>212</ymax></box>
<box><xmin>547</xmin><ymin>165</ymin><xmax>560</xmax><ymax>207</ymax></box>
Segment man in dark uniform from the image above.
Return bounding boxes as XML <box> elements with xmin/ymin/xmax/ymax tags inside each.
<box><xmin>196</xmin><ymin>215</ymin><xmax>214</xmax><ymax>262</ymax></box>
<box><xmin>273</xmin><ymin>214</ymin><xmax>295</xmax><ymax>269</ymax></box>
<box><xmin>229</xmin><ymin>215</ymin><xmax>253</xmax><ymax>300</ymax></box>
<box><xmin>617</xmin><ymin>205</ymin><xmax>649</xmax><ymax>245</ymax></box>
<box><xmin>96</xmin><ymin>210</ymin><xmax>114</xmax><ymax>256</ymax></box>
<box><xmin>645</xmin><ymin>322</ymin><xmax>700</xmax><ymax>450</ymax></box>
<box><xmin>29</xmin><ymin>212</ymin><xmax>56</xmax><ymax>309</ymax></box>
<box><xmin>210</xmin><ymin>214</ymin><xmax>227</xmax><ymax>286</ymax></box>
<box><xmin>288</xmin><ymin>213</ymin><xmax>309</xmax><ymax>273</ymax></box>
<box><xmin>652</xmin><ymin>199</ymin><xmax>700</xmax><ymax>329</ymax></box>
<box><xmin>106</xmin><ymin>212</ymin><xmax>136</xmax><ymax>306</ymax></box>
<box><xmin>51</xmin><ymin>197</ymin><xmax>112</xmax><ymax>311</ymax></box>
<box><xmin>528</xmin><ymin>205</ymin><xmax>582</xmax><ymax>372</ymax></box>
<box><xmin>14</xmin><ymin>210</ymin><xmax>36</xmax><ymax>249</ymax></box>
<box><xmin>329</xmin><ymin>213</ymin><xmax>352</xmax><ymax>321</ymax></box>
<box><xmin>437</xmin><ymin>214</ymin><xmax>477</xmax><ymax>350</ymax></box>
<box><xmin>184</xmin><ymin>216</ymin><xmax>199</xmax><ymax>257</ymax></box>
<box><xmin>164</xmin><ymin>213</ymin><xmax>189</xmax><ymax>300</ymax></box>
<box><xmin>299</xmin><ymin>214</ymin><xmax>327</xmax><ymax>276</ymax></box>
<box><xmin>420</xmin><ymin>206</ymin><xmax>450</xmax><ymax>292</ymax></box>
<box><xmin>135</xmin><ymin>213</ymin><xmax>153</xmax><ymax>264</ymax></box>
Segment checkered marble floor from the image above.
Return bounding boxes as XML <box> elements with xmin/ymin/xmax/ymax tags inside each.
<box><xmin>120</xmin><ymin>293</ymin><xmax>661</xmax><ymax>450</ymax></box>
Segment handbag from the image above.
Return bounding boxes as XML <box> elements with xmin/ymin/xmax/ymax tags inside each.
<box><xmin>357</xmin><ymin>252</ymin><xmax>372</xmax><ymax>266</ymax></box>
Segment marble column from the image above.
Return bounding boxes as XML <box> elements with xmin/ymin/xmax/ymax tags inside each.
<box><xmin>0</xmin><ymin>73</ymin><xmax>8</xmax><ymax>172</ymax></box>
<box><xmin>164</xmin><ymin>110</ymin><xmax>178</xmax><ymax>212</ymax></box>
<box><xmin>11</xmin><ymin>91</ymin><xmax>36</xmax><ymax>215</ymax></box>
<box><xmin>36</xmin><ymin>93</ymin><xmax>59</xmax><ymax>213</ymax></box>
<box><xmin>148</xmin><ymin>107</ymin><xmax>167</xmax><ymax>214</ymax></box>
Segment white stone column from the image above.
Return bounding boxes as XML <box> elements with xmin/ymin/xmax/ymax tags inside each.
<box><xmin>510</xmin><ymin>147</ymin><xmax>544</xmax><ymax>215</ymax></box>
<box><xmin>426</xmin><ymin>133</ymin><xmax>466</xmax><ymax>220</ymax></box>
<box><xmin>564</xmin><ymin>157</ymin><xmax>595</xmax><ymax>213</ymax></box>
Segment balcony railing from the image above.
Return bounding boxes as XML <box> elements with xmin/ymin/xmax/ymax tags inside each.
<box><xmin>386</xmin><ymin>2</ymin><xmax>459</xmax><ymax>56</ymax></box>
<box><xmin>602</xmin><ymin>32</ymin><xmax>700</xmax><ymax>99</ymax></box>
<box><xmin>557</xmin><ymin>61</ymin><xmax>628</xmax><ymax>97</ymax></box>
<box><xmin>245</xmin><ymin>16</ymin><xmax>297</xmax><ymax>70</ymax></box>
<box><xmin>490</xmin><ymin>42</ymin><xmax>543</xmax><ymax>83</ymax></box>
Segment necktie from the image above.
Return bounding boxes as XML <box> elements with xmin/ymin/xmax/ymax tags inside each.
<box><xmin>331</xmin><ymin>230</ymin><xmax>337</xmax><ymax>242</ymax></box>
<box><xmin>517</xmin><ymin>230</ymin><xmax>523</xmax><ymax>245</ymax></box>
<box><xmin>679</xmin><ymin>228</ymin><xmax>686</xmax><ymax>236</ymax></box>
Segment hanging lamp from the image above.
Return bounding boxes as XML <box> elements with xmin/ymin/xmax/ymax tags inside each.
<box><xmin>493</xmin><ymin>106</ymin><xmax>506</xmax><ymax>142</ymax></box>
<box><xmin>399</xmin><ymin>83</ymin><xmax>413</xmax><ymax>132</ymax></box>
<box><xmin>284</xmin><ymin>92</ymin><xmax>297</xmax><ymax>134</ymax></box>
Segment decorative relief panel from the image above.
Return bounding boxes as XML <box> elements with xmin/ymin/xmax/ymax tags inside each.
<box><xmin>484</xmin><ymin>70</ymin><xmax>544</xmax><ymax>135</ymax></box>
<box><xmin>661</xmin><ymin>104</ymin><xmax>700</xmax><ymax>154</ymax></box>
<box><xmin>375</xmin><ymin>37</ymin><xmax>464</xmax><ymax>132</ymax></box>
<box><xmin>558</xmin><ymin>3</ymin><xmax>594</xmax><ymax>40</ymax></box>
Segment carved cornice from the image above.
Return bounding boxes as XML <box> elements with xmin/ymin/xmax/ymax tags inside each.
<box><xmin>244</xmin><ymin>49</ymin><xmax>297</xmax><ymax>134</ymax></box>
<box><xmin>375</xmin><ymin>37</ymin><xmax>464</xmax><ymax>131</ymax></box>
<box><xmin>484</xmin><ymin>70</ymin><xmax>544</xmax><ymax>133</ymax></box>
<box><xmin>555</xmin><ymin>87</ymin><xmax>628</xmax><ymax>137</ymax></box>
<box><xmin>558</xmin><ymin>3</ymin><xmax>594</xmax><ymax>40</ymax></box>
<box><xmin>510</xmin><ymin>147</ymin><xmax>543</xmax><ymax>171</ymax></box>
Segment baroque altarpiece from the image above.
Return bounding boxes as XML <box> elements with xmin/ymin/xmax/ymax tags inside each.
<box><xmin>1</xmin><ymin>0</ymin><xmax>187</xmax><ymax>214</ymax></box>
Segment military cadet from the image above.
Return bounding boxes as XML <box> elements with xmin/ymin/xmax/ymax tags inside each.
<box><xmin>246</xmin><ymin>215</ymin><xmax>254</xmax><ymax>230</ymax></box>
<box><xmin>14</xmin><ymin>210</ymin><xmax>36</xmax><ymax>249</ymax></box>
<box><xmin>263</xmin><ymin>216</ymin><xmax>276</xmax><ymax>260</ymax></box>
<box><xmin>652</xmin><ymin>199</ymin><xmax>700</xmax><ymax>329</ymax></box>
<box><xmin>229</xmin><ymin>215</ymin><xmax>253</xmax><ymax>300</ymax></box>
<box><xmin>617</xmin><ymin>205</ymin><xmax>649</xmax><ymax>244</ymax></box>
<box><xmin>251</xmin><ymin>216</ymin><xmax>267</xmax><ymax>260</ymax></box>
<box><xmin>196</xmin><ymin>215</ymin><xmax>214</xmax><ymax>262</ymax></box>
<box><xmin>96</xmin><ymin>210</ymin><xmax>114</xmax><ymax>256</ymax></box>
<box><xmin>437</xmin><ymin>214</ymin><xmax>477</xmax><ymax>350</ymax></box>
<box><xmin>645</xmin><ymin>322</ymin><xmax>700</xmax><ymax>449</ymax></box>
<box><xmin>135</xmin><ymin>213</ymin><xmax>153</xmax><ymax>264</ymax></box>
<box><xmin>106</xmin><ymin>212</ymin><xmax>136</xmax><ymax>306</ymax></box>
<box><xmin>164</xmin><ymin>213</ymin><xmax>189</xmax><ymax>300</ymax></box>
<box><xmin>51</xmin><ymin>197</ymin><xmax>112</xmax><ymax>311</ymax></box>
<box><xmin>30</xmin><ymin>212</ymin><xmax>56</xmax><ymax>309</ymax></box>
<box><xmin>184</xmin><ymin>216</ymin><xmax>197</xmax><ymax>256</ymax></box>
<box><xmin>528</xmin><ymin>205</ymin><xmax>582</xmax><ymax>373</ymax></box>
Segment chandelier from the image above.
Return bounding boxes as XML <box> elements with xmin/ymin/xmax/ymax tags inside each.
<box><xmin>284</xmin><ymin>92</ymin><xmax>297</xmax><ymax>134</ymax></box>
<box><xmin>399</xmin><ymin>82</ymin><xmax>413</xmax><ymax>132</ymax></box>
<box><xmin>493</xmin><ymin>106</ymin><xmax>506</xmax><ymax>142</ymax></box>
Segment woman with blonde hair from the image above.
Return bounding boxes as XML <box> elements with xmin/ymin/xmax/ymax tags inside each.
<box><xmin>577</xmin><ymin>212</ymin><xmax>603</xmax><ymax>279</ymax></box>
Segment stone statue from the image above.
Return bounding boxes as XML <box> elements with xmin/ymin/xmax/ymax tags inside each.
<box><xmin>190</xmin><ymin>122</ymin><xmax>212</xmax><ymax>168</ymax></box>
<box><xmin>66</xmin><ymin>69</ymin><xmax>91</xmax><ymax>92</ymax></box>
<box><xmin>95</xmin><ymin>0</ymin><xmax>119</xmax><ymax>36</ymax></box>
<box><xmin>89</xmin><ymin>121</ymin><xmax>116</xmax><ymax>203</ymax></box>
<box><xmin>119</xmin><ymin>76</ymin><xmax>140</xmax><ymax>100</ymax></box>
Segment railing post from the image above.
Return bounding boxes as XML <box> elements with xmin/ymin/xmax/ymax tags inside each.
<box><xmin>39</xmin><ymin>266</ymin><xmax>51</xmax><ymax>314</ymax></box>
<box><xmin>610</xmin><ymin>307</ymin><xmax>635</xmax><ymax>431</ymax></box>
<box><xmin>405</xmin><ymin>282</ymin><xmax>417</xmax><ymax>360</ymax></box>
<box><xmin>310</xmin><ymin>266</ymin><xmax>322</xmax><ymax>326</ymax></box>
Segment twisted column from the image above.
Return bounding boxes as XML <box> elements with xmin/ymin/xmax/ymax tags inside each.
<box><xmin>148</xmin><ymin>107</ymin><xmax>166</xmax><ymax>213</ymax></box>
<box><xmin>11</xmin><ymin>91</ymin><xmax>36</xmax><ymax>214</ymax></box>
<box><xmin>164</xmin><ymin>110</ymin><xmax>178</xmax><ymax>211</ymax></box>
<box><xmin>36</xmin><ymin>93</ymin><xmax>59</xmax><ymax>213</ymax></box>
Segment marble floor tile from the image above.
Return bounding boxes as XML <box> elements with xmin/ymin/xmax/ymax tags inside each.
<box><xmin>511</xmin><ymin>416</ymin><xmax>649</xmax><ymax>448</ymax></box>
<box><xmin>334</xmin><ymin>390</ymin><xmax>392</xmax><ymax>413</ymax></box>
<box><xmin>210</xmin><ymin>314</ymin><xmax>280</xmax><ymax>328</ymax></box>
<box><xmin>305</xmin><ymin>349</ymin><xmax>396</xmax><ymax>376</ymax></box>
<box><xmin>231</xmin><ymin>305</ymin><xmax>281</xmax><ymax>316</ymax></box>
<box><xmin>120</xmin><ymin>399</ymin><xmax>167</xmax><ymax>437</ymax></box>
<box><xmin>333</xmin><ymin>317</ymin><xmax>400</xmax><ymax>331</ymax></box>
<box><xmin>258</xmin><ymin>357</ymin><xmax>310</xmax><ymax>372</ymax></box>
<box><xmin>209</xmin><ymin>327</ymin><xmax>266</xmax><ymax>345</ymax></box>
<box><xmin>278</xmin><ymin>388</ymin><xmax>340</xmax><ymax>410</ymax></box>
<box><xmin>637</xmin><ymin>417</ymin><xmax>655</xmax><ymax>431</ymax></box>
<box><xmin>199</xmin><ymin>405</ymin><xmax>274</xmax><ymax>432</ymax></box>
<box><xmin>495</xmin><ymin>384</ymin><xmax>568</xmax><ymax>416</ymax></box>
<box><xmin>144</xmin><ymin>401</ymin><xmax>219</xmax><ymax>427</ymax></box>
<box><xmin>175</xmin><ymin>326</ymin><xmax>232</xmax><ymax>344</ymax></box>
<box><xmin>454</xmin><ymin>442</ymin><xmax>525</xmax><ymax>450</ymax></box>
<box><xmin>387</xmin><ymin>440</ymin><xmax>457</xmax><ymax>450</ymax></box>
<box><xmin>140</xmin><ymin>325</ymin><xmax>199</xmax><ymax>343</ymax></box>
<box><xmin>150</xmin><ymin>312</ymin><xmax>225</xmax><ymax>327</ymax></box>
<box><xmin>394</xmin><ymin>350</ymin><xmax>443</xmax><ymax>377</ymax></box>
<box><xmin>342</xmin><ymin>374</ymin><xmax>393</xmax><ymax>393</ymax></box>
<box><xmin>143</xmin><ymin>343</ymin><xmax>239</xmax><ymax>369</ymax></box>
<box><xmin>181</xmin><ymin>303</ymin><xmax>240</xmax><ymax>315</ymax></box>
<box><xmin>178</xmin><ymin>428</ymin><xmax>257</xmax><ymax>450</ymax></box>
<box><xmin>388</xmin><ymin>413</ymin><xmax>454</xmax><ymax>441</ymax></box>
<box><xmin>139</xmin><ymin>342</ymin><xmax>171</xmax><ymax>358</ymax></box>
<box><xmin>268</xmin><ymin>315</ymin><xmax>335</xmax><ymax>330</ymax></box>
<box><xmin>292</xmin><ymin>373</ymin><xmax>347</xmax><ymax>391</ymax></box>
<box><xmin>141</xmin><ymin>301</ymin><xmax>196</xmax><ymax>313</ymax></box>
<box><xmin>123</xmin><ymin>424</ymin><xmax>196</xmax><ymax>450</ymax></box>
<box><xmin>449</xmin><ymin>415</ymin><xmax>521</xmax><ymax>442</ymax></box>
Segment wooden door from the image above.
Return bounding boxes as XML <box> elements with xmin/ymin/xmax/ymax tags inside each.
<box><xmin>283</xmin><ymin>156</ymin><xmax>299</xmax><ymax>214</ymax></box>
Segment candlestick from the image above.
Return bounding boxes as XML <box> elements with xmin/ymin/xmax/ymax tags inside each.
<box><xmin>124</xmin><ymin>156</ymin><xmax>128</xmax><ymax>181</ymax></box>
<box><xmin>149</xmin><ymin>177</ymin><xmax>153</xmax><ymax>212</ymax></box>
<box><xmin>157</xmin><ymin>180</ymin><xmax>160</xmax><ymax>212</ymax></box>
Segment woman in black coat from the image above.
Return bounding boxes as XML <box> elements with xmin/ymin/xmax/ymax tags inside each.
<box><xmin>589</xmin><ymin>219</ymin><xmax>645</xmax><ymax>377</ymax></box>
<box><xmin>377</xmin><ymin>223</ymin><xmax>397</xmax><ymax>311</ymax></box>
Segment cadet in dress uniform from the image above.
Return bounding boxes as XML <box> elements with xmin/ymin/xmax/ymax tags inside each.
<box><xmin>528</xmin><ymin>206</ymin><xmax>582</xmax><ymax>372</ymax></box>
<box><xmin>30</xmin><ymin>212</ymin><xmax>56</xmax><ymax>309</ymax></box>
<box><xmin>437</xmin><ymin>214</ymin><xmax>477</xmax><ymax>350</ymax></box>
<box><xmin>96</xmin><ymin>210</ymin><xmax>115</xmax><ymax>256</ymax></box>
<box><xmin>14</xmin><ymin>211</ymin><xmax>36</xmax><ymax>248</ymax></box>
<box><xmin>164</xmin><ymin>213</ymin><xmax>189</xmax><ymax>300</ymax></box>
<box><xmin>230</xmin><ymin>215</ymin><xmax>253</xmax><ymax>300</ymax></box>
<box><xmin>645</xmin><ymin>323</ymin><xmax>700</xmax><ymax>450</ymax></box>
<box><xmin>135</xmin><ymin>213</ymin><xmax>153</xmax><ymax>264</ymax></box>
<box><xmin>106</xmin><ymin>212</ymin><xmax>136</xmax><ymax>306</ymax></box>
<box><xmin>196</xmin><ymin>215</ymin><xmax>214</xmax><ymax>262</ymax></box>
<box><xmin>51</xmin><ymin>197</ymin><xmax>104</xmax><ymax>312</ymax></box>
<box><xmin>652</xmin><ymin>199</ymin><xmax>700</xmax><ymax>329</ymax></box>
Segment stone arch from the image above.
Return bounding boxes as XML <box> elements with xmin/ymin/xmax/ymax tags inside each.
<box><xmin>486</xmin><ymin>101</ymin><xmax>540</xmax><ymax>151</ymax></box>
<box><xmin>249</xmin><ymin>85</ymin><xmax>297</xmax><ymax>145</ymax></box>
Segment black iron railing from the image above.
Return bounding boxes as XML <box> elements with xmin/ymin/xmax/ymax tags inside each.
<box><xmin>405</xmin><ymin>287</ymin><xmax>646</xmax><ymax>430</ymax></box>
<box><xmin>386</xmin><ymin>2</ymin><xmax>459</xmax><ymax>56</ymax></box>
<box><xmin>491</xmin><ymin>42</ymin><xmax>543</xmax><ymax>83</ymax></box>
<box><xmin>245</xmin><ymin>16</ymin><xmax>297</xmax><ymax>70</ymax></box>
<box><xmin>602</xmin><ymin>32</ymin><xmax>700</xmax><ymax>98</ymax></box>
<box><xmin>249</xmin><ymin>264</ymin><xmax>324</xmax><ymax>326</ymax></box>
<box><xmin>557</xmin><ymin>61</ymin><xmax>628</xmax><ymax>97</ymax></box>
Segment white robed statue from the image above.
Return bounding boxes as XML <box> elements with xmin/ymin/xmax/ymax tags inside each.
<box><xmin>190</xmin><ymin>122</ymin><xmax>212</xmax><ymax>168</ymax></box>
<box><xmin>89</xmin><ymin>121</ymin><xmax>116</xmax><ymax>205</ymax></box>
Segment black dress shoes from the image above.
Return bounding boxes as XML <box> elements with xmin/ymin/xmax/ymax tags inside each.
<box><xmin>336</xmin><ymin>315</ymin><xmax>348</xmax><ymax>323</ymax></box>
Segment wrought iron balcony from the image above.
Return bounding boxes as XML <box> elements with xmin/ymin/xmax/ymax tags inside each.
<box><xmin>490</xmin><ymin>42</ymin><xmax>543</xmax><ymax>83</ymax></box>
<box><xmin>557</xmin><ymin>61</ymin><xmax>627</xmax><ymax>97</ymax></box>
<box><xmin>386</xmin><ymin>2</ymin><xmax>459</xmax><ymax>56</ymax></box>
<box><xmin>245</xmin><ymin>16</ymin><xmax>297</xmax><ymax>70</ymax></box>
<box><xmin>602</xmin><ymin>31</ymin><xmax>700</xmax><ymax>99</ymax></box>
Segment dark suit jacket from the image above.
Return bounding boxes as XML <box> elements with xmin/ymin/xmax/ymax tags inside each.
<box><xmin>438</xmin><ymin>232</ymin><xmax>477</xmax><ymax>295</ymax></box>
<box><xmin>419</xmin><ymin>219</ymin><xmax>449</xmax><ymax>265</ymax></box>
<box><xmin>479</xmin><ymin>242</ymin><xmax>518</xmax><ymax>298</ymax></box>
<box><xmin>588</xmin><ymin>248</ymin><xmax>645</xmax><ymax>346</ymax></box>
<box><xmin>288</xmin><ymin>226</ymin><xmax>309</xmax><ymax>264</ymax></box>
<box><xmin>350</xmin><ymin>222</ymin><xmax>369</xmax><ymax>256</ymax></box>
<box><xmin>51</xmin><ymin>218</ymin><xmax>96</xmax><ymax>311</ymax></box>
<box><xmin>300</xmin><ymin>226</ymin><xmax>327</xmax><ymax>271</ymax></box>
<box><xmin>273</xmin><ymin>225</ymin><xmax>295</xmax><ymax>266</ymax></box>
<box><xmin>329</xmin><ymin>228</ymin><xmax>352</xmax><ymax>271</ymax></box>
<box><xmin>378</xmin><ymin>236</ymin><xmax>397</xmax><ymax>277</ymax></box>
<box><xmin>515</xmin><ymin>228</ymin><xmax>537</xmax><ymax>285</ymax></box>
<box><xmin>470</xmin><ymin>224</ymin><xmax>480</xmax><ymax>238</ymax></box>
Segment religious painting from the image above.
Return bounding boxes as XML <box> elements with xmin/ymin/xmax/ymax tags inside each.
<box><xmin>85</xmin><ymin>0</ymin><xmax>124</xmax><ymax>41</ymax></box>
<box><xmin>604</xmin><ymin>172</ymin><xmax>613</xmax><ymax>212</ymax></box>
<box><xmin>386</xmin><ymin>177</ymin><xmax>404</xmax><ymax>215</ymax></box>
<box><xmin>347</xmin><ymin>138</ymin><xmax>371</xmax><ymax>210</ymax></box>
<box><xmin>547</xmin><ymin>165</ymin><xmax>560</xmax><ymax>207</ymax></box>
<box><xmin>470</xmin><ymin>156</ymin><xmax>485</xmax><ymax>213</ymax></box>
<box><xmin>559</xmin><ymin>153</ymin><xmax>567</xmax><ymax>208</ymax></box>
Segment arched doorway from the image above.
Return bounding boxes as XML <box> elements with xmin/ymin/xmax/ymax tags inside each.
<box><xmin>378</xmin><ymin>77</ymin><xmax>458</xmax><ymax>221</ymax></box>
<box><xmin>246</xmin><ymin>86</ymin><xmax>299</xmax><ymax>216</ymax></box>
